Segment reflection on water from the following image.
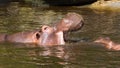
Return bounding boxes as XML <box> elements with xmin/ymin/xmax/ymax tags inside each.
<box><xmin>0</xmin><ymin>3</ymin><xmax>120</xmax><ymax>68</ymax></box>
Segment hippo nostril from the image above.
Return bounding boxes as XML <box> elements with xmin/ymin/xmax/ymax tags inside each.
<box><xmin>43</xmin><ymin>27</ymin><xmax>48</xmax><ymax>30</ymax></box>
<box><xmin>36</xmin><ymin>33</ymin><xmax>40</xmax><ymax>39</ymax></box>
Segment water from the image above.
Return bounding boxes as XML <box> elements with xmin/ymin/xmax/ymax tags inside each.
<box><xmin>0</xmin><ymin>3</ymin><xmax>120</xmax><ymax>68</ymax></box>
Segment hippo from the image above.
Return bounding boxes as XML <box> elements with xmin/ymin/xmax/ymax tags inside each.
<box><xmin>0</xmin><ymin>12</ymin><xmax>84</xmax><ymax>46</ymax></box>
<box><xmin>94</xmin><ymin>37</ymin><xmax>120</xmax><ymax>50</ymax></box>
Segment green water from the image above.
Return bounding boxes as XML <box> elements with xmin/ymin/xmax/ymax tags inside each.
<box><xmin>0</xmin><ymin>3</ymin><xmax>120</xmax><ymax>68</ymax></box>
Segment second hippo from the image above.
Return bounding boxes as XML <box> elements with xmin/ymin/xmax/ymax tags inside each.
<box><xmin>94</xmin><ymin>37</ymin><xmax>120</xmax><ymax>50</ymax></box>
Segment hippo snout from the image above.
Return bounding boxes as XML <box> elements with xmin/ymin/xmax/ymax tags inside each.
<box><xmin>55</xmin><ymin>12</ymin><xmax>84</xmax><ymax>32</ymax></box>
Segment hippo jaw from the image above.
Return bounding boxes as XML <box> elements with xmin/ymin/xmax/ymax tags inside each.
<box><xmin>37</xmin><ymin>32</ymin><xmax>65</xmax><ymax>46</ymax></box>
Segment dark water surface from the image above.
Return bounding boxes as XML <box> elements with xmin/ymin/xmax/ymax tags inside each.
<box><xmin>0</xmin><ymin>4</ymin><xmax>120</xmax><ymax>68</ymax></box>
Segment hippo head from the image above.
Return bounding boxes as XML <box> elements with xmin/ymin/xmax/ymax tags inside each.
<box><xmin>36</xmin><ymin>25</ymin><xmax>65</xmax><ymax>46</ymax></box>
<box><xmin>34</xmin><ymin>12</ymin><xmax>84</xmax><ymax>46</ymax></box>
<box><xmin>55</xmin><ymin>12</ymin><xmax>84</xmax><ymax>32</ymax></box>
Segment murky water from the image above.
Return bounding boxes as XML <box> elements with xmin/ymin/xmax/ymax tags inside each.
<box><xmin>0</xmin><ymin>3</ymin><xmax>120</xmax><ymax>68</ymax></box>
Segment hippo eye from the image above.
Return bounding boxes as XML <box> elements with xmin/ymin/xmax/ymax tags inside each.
<box><xmin>36</xmin><ymin>33</ymin><xmax>40</xmax><ymax>39</ymax></box>
<box><xmin>43</xmin><ymin>27</ymin><xmax>48</xmax><ymax>30</ymax></box>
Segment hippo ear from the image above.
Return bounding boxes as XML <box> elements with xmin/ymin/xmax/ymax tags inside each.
<box><xmin>36</xmin><ymin>32</ymin><xmax>40</xmax><ymax>40</ymax></box>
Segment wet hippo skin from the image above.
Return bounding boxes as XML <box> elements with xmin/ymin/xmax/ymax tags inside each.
<box><xmin>5</xmin><ymin>30</ymin><xmax>41</xmax><ymax>44</ymax></box>
<box><xmin>0</xmin><ymin>34</ymin><xmax>7</xmax><ymax>42</ymax></box>
<box><xmin>94</xmin><ymin>37</ymin><xmax>120</xmax><ymax>51</ymax></box>
<box><xmin>55</xmin><ymin>12</ymin><xmax>84</xmax><ymax>32</ymax></box>
<box><xmin>37</xmin><ymin>25</ymin><xmax>65</xmax><ymax>46</ymax></box>
<box><xmin>0</xmin><ymin>12</ymin><xmax>84</xmax><ymax>46</ymax></box>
